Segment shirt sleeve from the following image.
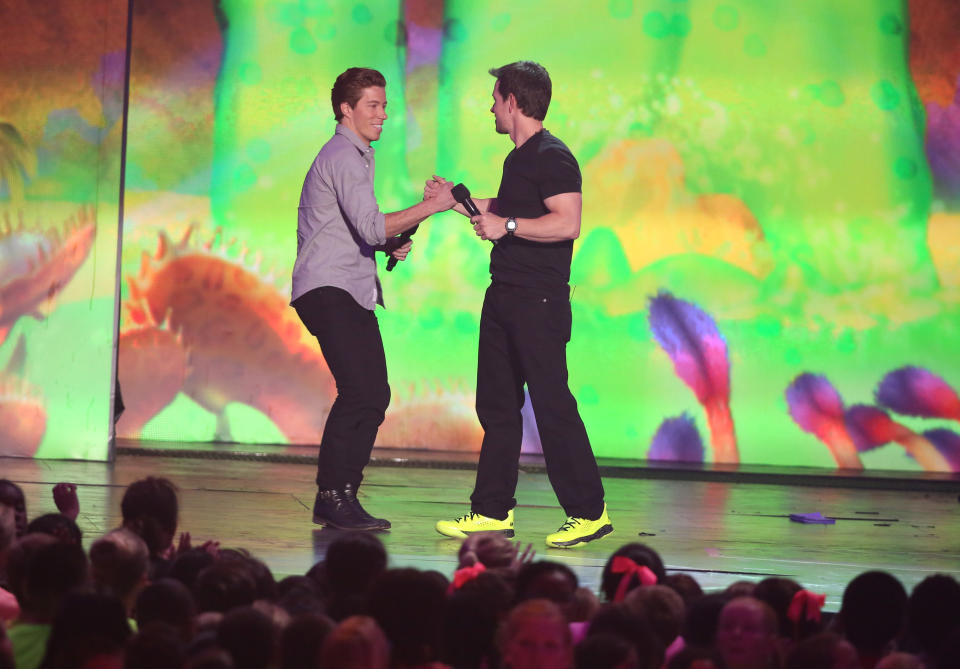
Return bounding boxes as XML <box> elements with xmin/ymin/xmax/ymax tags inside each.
<box><xmin>539</xmin><ymin>147</ymin><xmax>582</xmax><ymax>200</ymax></box>
<box><xmin>330</xmin><ymin>154</ymin><xmax>387</xmax><ymax>246</ymax></box>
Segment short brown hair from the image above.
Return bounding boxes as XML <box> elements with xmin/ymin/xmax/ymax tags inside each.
<box><xmin>489</xmin><ymin>61</ymin><xmax>551</xmax><ymax>121</ymax></box>
<box><xmin>331</xmin><ymin>67</ymin><xmax>386</xmax><ymax>121</ymax></box>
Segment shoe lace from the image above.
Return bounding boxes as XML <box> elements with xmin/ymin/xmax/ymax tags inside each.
<box><xmin>457</xmin><ymin>512</ymin><xmax>480</xmax><ymax>523</ymax></box>
<box><xmin>558</xmin><ymin>517</ymin><xmax>582</xmax><ymax>532</ymax></box>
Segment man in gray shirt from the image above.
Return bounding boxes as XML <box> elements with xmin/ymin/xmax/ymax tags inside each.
<box><xmin>292</xmin><ymin>67</ymin><xmax>454</xmax><ymax>530</ymax></box>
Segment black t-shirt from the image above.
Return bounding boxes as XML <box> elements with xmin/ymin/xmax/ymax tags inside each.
<box><xmin>490</xmin><ymin>129</ymin><xmax>582</xmax><ymax>292</ymax></box>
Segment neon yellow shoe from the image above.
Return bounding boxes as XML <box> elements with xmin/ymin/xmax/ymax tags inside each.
<box><xmin>435</xmin><ymin>509</ymin><xmax>515</xmax><ymax>538</ymax></box>
<box><xmin>545</xmin><ymin>505</ymin><xmax>613</xmax><ymax>548</ymax></box>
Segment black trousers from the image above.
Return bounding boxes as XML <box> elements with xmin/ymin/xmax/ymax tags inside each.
<box><xmin>471</xmin><ymin>282</ymin><xmax>605</xmax><ymax>521</ymax></box>
<box><xmin>293</xmin><ymin>286</ymin><xmax>390</xmax><ymax>490</ymax></box>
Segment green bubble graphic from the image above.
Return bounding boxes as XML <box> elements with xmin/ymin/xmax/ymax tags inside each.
<box><xmin>238</xmin><ymin>62</ymin><xmax>262</xmax><ymax>85</ymax></box>
<box><xmin>818</xmin><ymin>80</ymin><xmax>845</xmax><ymax>107</ymax></box>
<box><xmin>289</xmin><ymin>26</ymin><xmax>316</xmax><ymax>54</ymax></box>
<box><xmin>643</xmin><ymin>11</ymin><xmax>670</xmax><ymax>38</ymax></box>
<box><xmin>894</xmin><ymin>157</ymin><xmax>918</xmax><ymax>179</ymax></box>
<box><xmin>246</xmin><ymin>139</ymin><xmax>271</xmax><ymax>164</ymax></box>
<box><xmin>713</xmin><ymin>5</ymin><xmax>739</xmax><ymax>31</ymax></box>
<box><xmin>352</xmin><ymin>4</ymin><xmax>372</xmax><ymax>25</ymax></box>
<box><xmin>870</xmin><ymin>80</ymin><xmax>901</xmax><ymax>110</ymax></box>
<box><xmin>878</xmin><ymin>13</ymin><xmax>903</xmax><ymax>35</ymax></box>
<box><xmin>670</xmin><ymin>13</ymin><xmax>692</xmax><ymax>37</ymax></box>
<box><xmin>744</xmin><ymin>33</ymin><xmax>766</xmax><ymax>57</ymax></box>
<box><xmin>445</xmin><ymin>18</ymin><xmax>467</xmax><ymax>42</ymax></box>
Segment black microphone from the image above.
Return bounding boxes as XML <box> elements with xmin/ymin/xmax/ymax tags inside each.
<box><xmin>385</xmin><ymin>223</ymin><xmax>418</xmax><ymax>272</ymax></box>
<box><xmin>452</xmin><ymin>183</ymin><xmax>480</xmax><ymax>217</ymax></box>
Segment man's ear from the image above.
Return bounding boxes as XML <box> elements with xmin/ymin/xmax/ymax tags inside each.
<box><xmin>340</xmin><ymin>100</ymin><xmax>353</xmax><ymax>120</ymax></box>
<box><xmin>506</xmin><ymin>93</ymin><xmax>518</xmax><ymax>113</ymax></box>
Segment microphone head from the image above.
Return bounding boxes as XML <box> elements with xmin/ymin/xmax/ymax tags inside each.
<box><xmin>451</xmin><ymin>183</ymin><xmax>471</xmax><ymax>203</ymax></box>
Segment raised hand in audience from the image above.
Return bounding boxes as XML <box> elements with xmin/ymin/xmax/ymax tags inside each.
<box><xmin>52</xmin><ymin>482</ymin><xmax>79</xmax><ymax>520</ymax></box>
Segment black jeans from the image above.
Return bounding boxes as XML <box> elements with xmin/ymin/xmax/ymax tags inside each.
<box><xmin>471</xmin><ymin>282</ymin><xmax>605</xmax><ymax>521</ymax></box>
<box><xmin>293</xmin><ymin>286</ymin><xmax>390</xmax><ymax>490</ymax></box>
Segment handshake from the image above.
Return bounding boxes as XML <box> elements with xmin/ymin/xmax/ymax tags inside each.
<box><xmin>424</xmin><ymin>176</ymin><xmax>509</xmax><ymax>243</ymax></box>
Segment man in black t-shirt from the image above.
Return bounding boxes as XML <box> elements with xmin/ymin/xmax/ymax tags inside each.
<box><xmin>430</xmin><ymin>61</ymin><xmax>612</xmax><ymax>548</ymax></box>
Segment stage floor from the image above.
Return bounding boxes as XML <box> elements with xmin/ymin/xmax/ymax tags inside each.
<box><xmin>3</xmin><ymin>452</ymin><xmax>959</xmax><ymax>610</ymax></box>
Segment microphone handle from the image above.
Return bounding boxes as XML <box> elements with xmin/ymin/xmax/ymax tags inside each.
<box><xmin>386</xmin><ymin>224</ymin><xmax>419</xmax><ymax>272</ymax></box>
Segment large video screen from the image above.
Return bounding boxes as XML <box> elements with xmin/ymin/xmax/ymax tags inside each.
<box><xmin>0</xmin><ymin>1</ymin><xmax>128</xmax><ymax>460</ymax></box>
<box><xmin>113</xmin><ymin>0</ymin><xmax>960</xmax><ymax>473</ymax></box>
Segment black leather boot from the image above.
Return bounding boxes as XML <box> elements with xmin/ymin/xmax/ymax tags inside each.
<box><xmin>313</xmin><ymin>487</ymin><xmax>388</xmax><ymax>530</ymax></box>
<box><xmin>343</xmin><ymin>483</ymin><xmax>391</xmax><ymax>530</ymax></box>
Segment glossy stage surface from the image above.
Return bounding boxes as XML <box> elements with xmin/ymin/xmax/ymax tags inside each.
<box><xmin>3</xmin><ymin>449</ymin><xmax>958</xmax><ymax>610</ymax></box>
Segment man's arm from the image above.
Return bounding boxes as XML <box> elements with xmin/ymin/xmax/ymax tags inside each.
<box><xmin>470</xmin><ymin>191</ymin><xmax>581</xmax><ymax>243</ymax></box>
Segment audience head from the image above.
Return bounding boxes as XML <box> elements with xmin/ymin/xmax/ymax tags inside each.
<box><xmin>905</xmin><ymin>573</ymin><xmax>960</xmax><ymax>658</ymax></box>
<box><xmin>275</xmin><ymin>575</ymin><xmax>325</xmax><ymax>617</ymax></box>
<box><xmin>667</xmin><ymin>647</ymin><xmax>724</xmax><ymax>669</ymax></box>
<box><xmin>684</xmin><ymin>593</ymin><xmax>729</xmax><ymax>649</ymax></box>
<box><xmin>443</xmin><ymin>570</ymin><xmax>514</xmax><ymax>669</ymax></box>
<box><xmin>322</xmin><ymin>531</ymin><xmax>387</xmax><ymax>620</ymax></box>
<box><xmin>724</xmin><ymin>580</ymin><xmax>757</xmax><ymax>599</ymax></box>
<box><xmin>784</xmin><ymin>632</ymin><xmax>859</xmax><ymax>669</ymax></box>
<box><xmin>574</xmin><ymin>633</ymin><xmax>639</xmax><ymax>669</ymax></box>
<box><xmin>715</xmin><ymin>596</ymin><xmax>779</xmax><ymax>669</ymax></box>
<box><xmin>218</xmin><ymin>549</ymin><xmax>277</xmax><ymax>602</ymax></box>
<box><xmin>8</xmin><ymin>534</ymin><xmax>88</xmax><ymax>621</ymax></box>
<box><xmin>367</xmin><ymin>568</ymin><xmax>447</xmax><ymax>666</ymax></box>
<box><xmin>170</xmin><ymin>546</ymin><xmax>217</xmax><ymax>591</ymax></box>
<box><xmin>217</xmin><ymin>605</ymin><xmax>278</xmax><ymax>669</ymax></box>
<box><xmin>498</xmin><ymin>599</ymin><xmax>573</xmax><ymax>669</ymax></box>
<box><xmin>587</xmin><ymin>602</ymin><xmax>664</xmax><ymax>669</ymax></box>
<box><xmin>195</xmin><ymin>560</ymin><xmax>258</xmax><ymax>613</ymax></box>
<box><xmin>135</xmin><ymin>578</ymin><xmax>197</xmax><ymax>642</ymax></box>
<box><xmin>600</xmin><ymin>543</ymin><xmax>666</xmax><ymax>603</ymax></box>
<box><xmin>121</xmin><ymin>476</ymin><xmax>179</xmax><ymax>557</ymax></box>
<box><xmin>39</xmin><ymin>592</ymin><xmax>131</xmax><ymax>669</ymax></box>
<box><xmin>837</xmin><ymin>571</ymin><xmax>907</xmax><ymax>655</ymax></box>
<box><xmin>280</xmin><ymin>612</ymin><xmax>333</xmax><ymax>669</ymax></box>
<box><xmin>874</xmin><ymin>653</ymin><xmax>923</xmax><ymax>669</ymax></box>
<box><xmin>0</xmin><ymin>504</ymin><xmax>15</xmax><ymax>557</ymax></box>
<box><xmin>752</xmin><ymin>578</ymin><xmax>804</xmax><ymax>639</ymax></box>
<box><xmin>624</xmin><ymin>584</ymin><xmax>685</xmax><ymax>649</ymax></box>
<box><xmin>125</xmin><ymin>622</ymin><xmax>187</xmax><ymax>669</ymax></box>
<box><xmin>664</xmin><ymin>573</ymin><xmax>703</xmax><ymax>606</ymax></box>
<box><xmin>515</xmin><ymin>560</ymin><xmax>579</xmax><ymax>619</ymax></box>
<box><xmin>25</xmin><ymin>513</ymin><xmax>83</xmax><ymax>545</ymax></box>
<box><xmin>90</xmin><ymin>528</ymin><xmax>150</xmax><ymax>605</ymax></box>
<box><xmin>319</xmin><ymin>615</ymin><xmax>389</xmax><ymax>669</ymax></box>
<box><xmin>0</xmin><ymin>480</ymin><xmax>26</xmax><ymax>538</ymax></box>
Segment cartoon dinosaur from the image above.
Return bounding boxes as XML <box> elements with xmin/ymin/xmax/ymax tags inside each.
<box><xmin>0</xmin><ymin>335</ymin><xmax>46</xmax><ymax>456</ymax></box>
<box><xmin>0</xmin><ymin>208</ymin><xmax>96</xmax><ymax>345</ymax></box>
<box><xmin>125</xmin><ymin>225</ymin><xmax>336</xmax><ymax>443</ymax></box>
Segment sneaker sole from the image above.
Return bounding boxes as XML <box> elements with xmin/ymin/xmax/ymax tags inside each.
<box><xmin>546</xmin><ymin>523</ymin><xmax>613</xmax><ymax>548</ymax></box>
<box><xmin>435</xmin><ymin>526</ymin><xmax>515</xmax><ymax>539</ymax></box>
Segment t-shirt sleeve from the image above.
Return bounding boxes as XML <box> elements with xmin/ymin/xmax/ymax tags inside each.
<box><xmin>539</xmin><ymin>147</ymin><xmax>582</xmax><ymax>199</ymax></box>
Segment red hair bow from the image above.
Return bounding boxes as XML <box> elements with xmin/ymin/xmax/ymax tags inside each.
<box><xmin>610</xmin><ymin>556</ymin><xmax>657</xmax><ymax>602</ymax></box>
<box><xmin>787</xmin><ymin>589</ymin><xmax>827</xmax><ymax>624</ymax></box>
<box><xmin>448</xmin><ymin>562</ymin><xmax>487</xmax><ymax>594</ymax></box>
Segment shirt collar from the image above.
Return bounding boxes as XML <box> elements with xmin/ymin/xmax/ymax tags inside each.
<box><xmin>335</xmin><ymin>124</ymin><xmax>374</xmax><ymax>156</ymax></box>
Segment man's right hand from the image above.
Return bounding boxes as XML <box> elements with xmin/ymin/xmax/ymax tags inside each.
<box><xmin>427</xmin><ymin>179</ymin><xmax>455</xmax><ymax>213</ymax></box>
<box><xmin>424</xmin><ymin>174</ymin><xmax>450</xmax><ymax>201</ymax></box>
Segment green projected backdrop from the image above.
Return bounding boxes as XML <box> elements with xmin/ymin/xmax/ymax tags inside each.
<box><xmin>112</xmin><ymin>0</ymin><xmax>960</xmax><ymax>473</ymax></box>
<box><xmin>0</xmin><ymin>1</ymin><xmax>128</xmax><ymax>460</ymax></box>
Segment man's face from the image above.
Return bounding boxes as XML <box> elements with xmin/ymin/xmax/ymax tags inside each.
<box><xmin>490</xmin><ymin>80</ymin><xmax>510</xmax><ymax>135</ymax></box>
<box><xmin>341</xmin><ymin>86</ymin><xmax>387</xmax><ymax>146</ymax></box>
<box><xmin>0</xmin><ymin>483</ymin><xmax>27</xmax><ymax>538</ymax></box>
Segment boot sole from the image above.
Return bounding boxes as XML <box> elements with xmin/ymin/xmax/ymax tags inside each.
<box><xmin>546</xmin><ymin>523</ymin><xmax>613</xmax><ymax>548</ymax></box>
<box><xmin>313</xmin><ymin>515</ymin><xmax>390</xmax><ymax>531</ymax></box>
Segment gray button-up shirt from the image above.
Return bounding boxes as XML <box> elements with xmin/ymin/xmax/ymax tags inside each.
<box><xmin>291</xmin><ymin>124</ymin><xmax>387</xmax><ymax>311</ymax></box>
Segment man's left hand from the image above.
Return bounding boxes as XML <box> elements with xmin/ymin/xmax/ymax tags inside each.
<box><xmin>385</xmin><ymin>237</ymin><xmax>413</xmax><ymax>261</ymax></box>
<box><xmin>471</xmin><ymin>213</ymin><xmax>507</xmax><ymax>241</ymax></box>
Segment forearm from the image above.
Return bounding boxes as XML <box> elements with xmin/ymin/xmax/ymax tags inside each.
<box><xmin>512</xmin><ymin>211</ymin><xmax>580</xmax><ymax>242</ymax></box>
<box><xmin>452</xmin><ymin>197</ymin><xmax>496</xmax><ymax>218</ymax></box>
<box><xmin>384</xmin><ymin>199</ymin><xmax>445</xmax><ymax>237</ymax></box>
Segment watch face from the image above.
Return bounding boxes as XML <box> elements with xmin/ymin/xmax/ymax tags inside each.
<box><xmin>506</xmin><ymin>218</ymin><xmax>517</xmax><ymax>231</ymax></box>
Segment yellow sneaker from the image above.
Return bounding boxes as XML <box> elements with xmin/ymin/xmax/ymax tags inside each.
<box><xmin>435</xmin><ymin>509</ymin><xmax>515</xmax><ymax>539</ymax></box>
<box><xmin>545</xmin><ymin>505</ymin><xmax>613</xmax><ymax>548</ymax></box>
